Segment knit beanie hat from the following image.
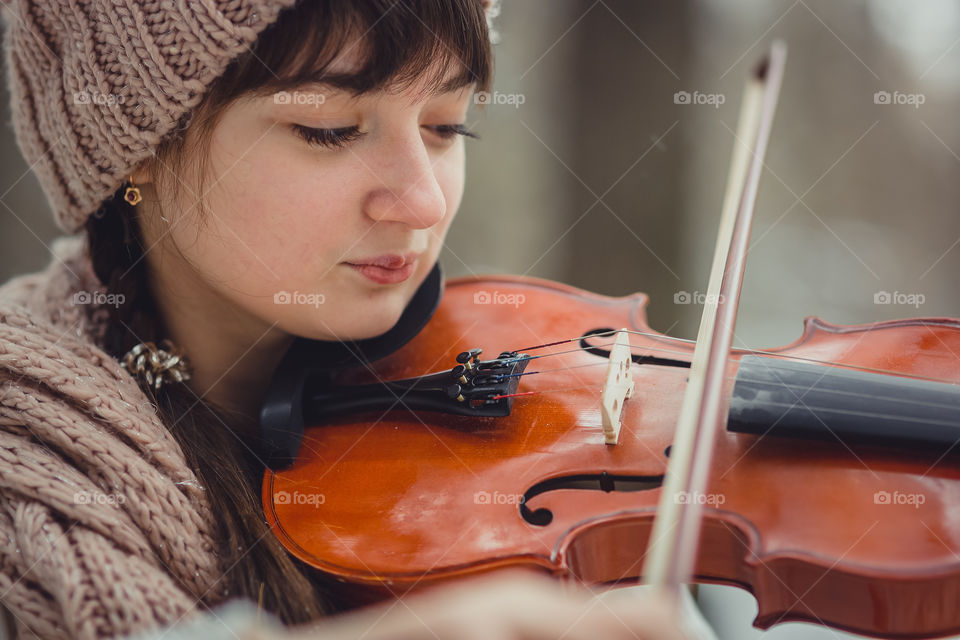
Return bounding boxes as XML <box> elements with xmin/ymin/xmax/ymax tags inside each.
<box><xmin>1</xmin><ymin>0</ymin><xmax>501</xmax><ymax>235</ymax></box>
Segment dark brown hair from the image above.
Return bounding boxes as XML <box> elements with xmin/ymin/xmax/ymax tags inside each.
<box><xmin>84</xmin><ymin>0</ymin><xmax>493</xmax><ymax>626</ymax></box>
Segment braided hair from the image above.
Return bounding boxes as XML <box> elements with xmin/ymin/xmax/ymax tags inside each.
<box><xmin>84</xmin><ymin>189</ymin><xmax>331</xmax><ymax>623</ymax></box>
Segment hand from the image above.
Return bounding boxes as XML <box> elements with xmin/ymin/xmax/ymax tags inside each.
<box><xmin>281</xmin><ymin>569</ymin><xmax>688</xmax><ymax>640</ymax></box>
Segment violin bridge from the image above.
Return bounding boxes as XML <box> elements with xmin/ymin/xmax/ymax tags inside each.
<box><xmin>600</xmin><ymin>328</ymin><xmax>635</xmax><ymax>445</ymax></box>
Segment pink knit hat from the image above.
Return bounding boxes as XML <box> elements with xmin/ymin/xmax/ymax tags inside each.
<box><xmin>2</xmin><ymin>0</ymin><xmax>304</xmax><ymax>234</ymax></box>
<box><xmin>2</xmin><ymin>0</ymin><xmax>500</xmax><ymax>235</ymax></box>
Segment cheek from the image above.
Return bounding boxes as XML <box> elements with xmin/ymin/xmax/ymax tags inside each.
<box><xmin>184</xmin><ymin>137</ymin><xmax>363</xmax><ymax>297</ymax></box>
<box><xmin>432</xmin><ymin>144</ymin><xmax>466</xmax><ymax>239</ymax></box>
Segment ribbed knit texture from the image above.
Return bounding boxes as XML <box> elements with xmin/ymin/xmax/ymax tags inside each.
<box><xmin>0</xmin><ymin>236</ymin><xmax>227</xmax><ymax>639</ymax></box>
<box><xmin>1</xmin><ymin>0</ymin><xmax>299</xmax><ymax>234</ymax></box>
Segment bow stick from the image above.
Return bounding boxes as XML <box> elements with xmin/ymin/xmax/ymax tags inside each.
<box><xmin>641</xmin><ymin>40</ymin><xmax>788</xmax><ymax>625</ymax></box>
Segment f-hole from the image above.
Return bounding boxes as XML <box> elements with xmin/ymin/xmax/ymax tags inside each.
<box><xmin>520</xmin><ymin>471</ymin><xmax>664</xmax><ymax>526</ymax></box>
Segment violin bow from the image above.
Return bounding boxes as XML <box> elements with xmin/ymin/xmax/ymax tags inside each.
<box><xmin>641</xmin><ymin>40</ymin><xmax>787</xmax><ymax>618</ymax></box>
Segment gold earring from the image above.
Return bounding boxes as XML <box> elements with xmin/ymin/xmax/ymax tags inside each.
<box><xmin>124</xmin><ymin>175</ymin><xmax>143</xmax><ymax>206</ymax></box>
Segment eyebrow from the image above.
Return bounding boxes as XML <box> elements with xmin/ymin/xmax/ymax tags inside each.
<box><xmin>297</xmin><ymin>69</ymin><xmax>476</xmax><ymax>97</ymax></box>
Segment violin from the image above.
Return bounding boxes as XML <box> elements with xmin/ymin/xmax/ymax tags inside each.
<box><xmin>258</xmin><ymin>42</ymin><xmax>960</xmax><ymax>639</ymax></box>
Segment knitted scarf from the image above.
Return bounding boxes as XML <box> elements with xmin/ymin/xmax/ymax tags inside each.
<box><xmin>0</xmin><ymin>235</ymin><xmax>225</xmax><ymax>639</ymax></box>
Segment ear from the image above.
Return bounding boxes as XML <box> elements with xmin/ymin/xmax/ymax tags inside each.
<box><xmin>129</xmin><ymin>160</ymin><xmax>154</xmax><ymax>186</ymax></box>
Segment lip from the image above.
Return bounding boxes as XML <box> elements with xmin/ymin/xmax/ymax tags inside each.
<box><xmin>344</xmin><ymin>252</ymin><xmax>420</xmax><ymax>285</ymax></box>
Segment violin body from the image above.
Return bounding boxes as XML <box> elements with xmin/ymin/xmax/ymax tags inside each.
<box><xmin>264</xmin><ymin>275</ymin><xmax>960</xmax><ymax>639</ymax></box>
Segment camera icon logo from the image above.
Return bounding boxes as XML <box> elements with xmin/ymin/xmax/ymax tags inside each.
<box><xmin>874</xmin><ymin>291</ymin><xmax>891</xmax><ymax>304</ymax></box>
<box><xmin>473</xmin><ymin>290</ymin><xmax>492</xmax><ymax>304</ymax></box>
<box><xmin>674</xmin><ymin>291</ymin><xmax>691</xmax><ymax>304</ymax></box>
<box><xmin>873</xmin><ymin>490</ymin><xmax>891</xmax><ymax>504</ymax></box>
<box><xmin>873</xmin><ymin>91</ymin><xmax>891</xmax><ymax>105</ymax></box>
<box><xmin>474</xmin><ymin>91</ymin><xmax>491</xmax><ymax>105</ymax></box>
<box><xmin>673</xmin><ymin>91</ymin><xmax>691</xmax><ymax>105</ymax></box>
<box><xmin>274</xmin><ymin>291</ymin><xmax>292</xmax><ymax>305</ymax></box>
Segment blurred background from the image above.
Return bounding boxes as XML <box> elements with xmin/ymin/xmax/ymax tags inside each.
<box><xmin>452</xmin><ymin>0</ymin><xmax>960</xmax><ymax>351</ymax></box>
<box><xmin>2</xmin><ymin>1</ymin><xmax>958</xmax><ymax>638</ymax></box>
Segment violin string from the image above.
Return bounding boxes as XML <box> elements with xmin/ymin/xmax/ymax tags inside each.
<box><xmin>505</xmin><ymin>329</ymin><xmax>960</xmax><ymax>387</ymax></box>
<box><xmin>499</xmin><ymin>338</ymin><xmax>695</xmax><ymax>365</ymax></box>
<box><xmin>511</xmin><ymin>335</ymin><xmax>595</xmax><ymax>352</ymax></box>
<box><xmin>492</xmin><ymin>336</ymin><xmax>960</xmax><ymax>410</ymax></box>
<box><xmin>718</xmin><ymin>398</ymin><xmax>960</xmax><ymax>426</ymax></box>
<box><xmin>490</xmin><ymin>382</ymin><xmax>957</xmax><ymax>427</ymax></box>
<box><xmin>499</xmin><ymin>360</ymin><xmax>614</xmax><ymax>378</ymax></box>
<box><xmin>500</xmin><ymin>358</ymin><xmax>960</xmax><ymax>411</ymax></box>
<box><xmin>724</xmin><ymin>376</ymin><xmax>960</xmax><ymax>410</ymax></box>
<box><xmin>492</xmin><ymin>384</ymin><xmax>602</xmax><ymax>400</ymax></box>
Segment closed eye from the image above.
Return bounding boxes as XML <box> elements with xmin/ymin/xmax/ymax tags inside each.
<box><xmin>292</xmin><ymin>123</ymin><xmax>480</xmax><ymax>150</ymax></box>
<box><xmin>292</xmin><ymin>125</ymin><xmax>364</xmax><ymax>149</ymax></box>
<box><xmin>425</xmin><ymin>124</ymin><xmax>480</xmax><ymax>141</ymax></box>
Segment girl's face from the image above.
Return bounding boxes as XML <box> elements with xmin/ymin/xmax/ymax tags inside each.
<box><xmin>139</xmin><ymin>54</ymin><xmax>474</xmax><ymax>343</ymax></box>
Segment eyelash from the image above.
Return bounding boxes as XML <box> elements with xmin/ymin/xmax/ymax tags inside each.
<box><xmin>292</xmin><ymin>124</ymin><xmax>479</xmax><ymax>149</ymax></box>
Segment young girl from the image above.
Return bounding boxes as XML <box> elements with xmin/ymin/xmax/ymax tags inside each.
<box><xmin>0</xmin><ymin>0</ymin><xmax>685</xmax><ymax>637</ymax></box>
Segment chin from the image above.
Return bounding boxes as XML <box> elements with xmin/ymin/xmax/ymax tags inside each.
<box><xmin>340</xmin><ymin>281</ymin><xmax>422</xmax><ymax>339</ymax></box>
<box><xmin>334</xmin><ymin>312</ymin><xmax>404</xmax><ymax>341</ymax></box>
<box><xmin>279</xmin><ymin>271</ymin><xmax>425</xmax><ymax>342</ymax></box>
<box><xmin>286</xmin><ymin>298</ymin><xmax>407</xmax><ymax>342</ymax></box>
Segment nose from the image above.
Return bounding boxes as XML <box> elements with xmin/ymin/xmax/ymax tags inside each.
<box><xmin>363</xmin><ymin>135</ymin><xmax>447</xmax><ymax>229</ymax></box>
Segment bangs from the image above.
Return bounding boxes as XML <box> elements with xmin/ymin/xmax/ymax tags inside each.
<box><xmin>216</xmin><ymin>0</ymin><xmax>493</xmax><ymax>102</ymax></box>
<box><xmin>148</xmin><ymin>0</ymin><xmax>493</xmax><ymax>209</ymax></box>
